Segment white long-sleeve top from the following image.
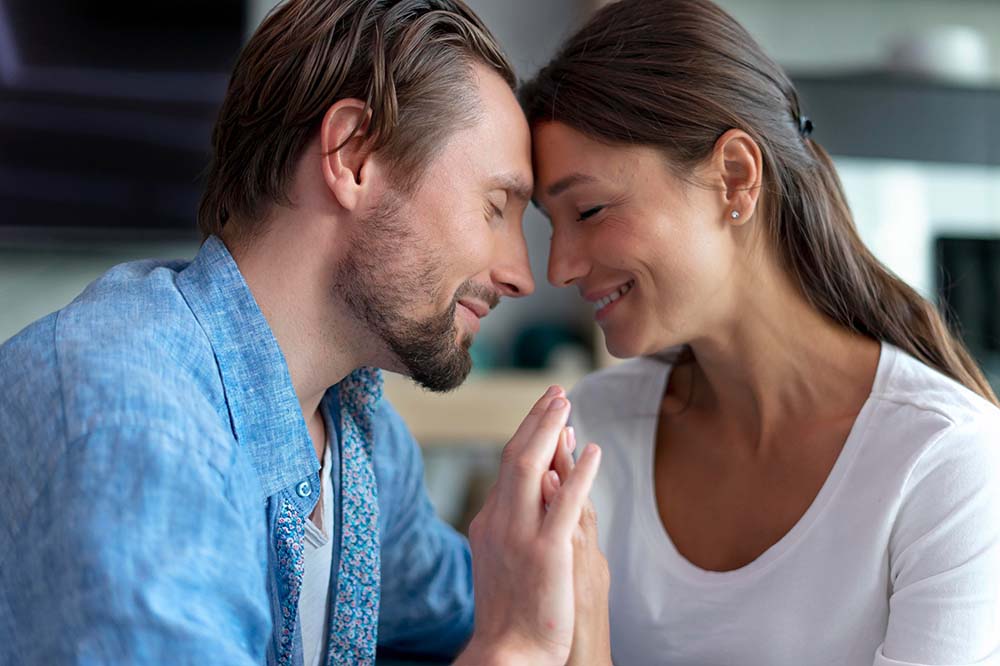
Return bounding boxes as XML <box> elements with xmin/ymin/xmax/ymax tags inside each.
<box><xmin>569</xmin><ymin>342</ymin><xmax>1000</xmax><ymax>665</ymax></box>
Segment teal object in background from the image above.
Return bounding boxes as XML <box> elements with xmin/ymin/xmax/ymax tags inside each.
<box><xmin>468</xmin><ymin>336</ymin><xmax>498</xmax><ymax>373</ymax></box>
<box><xmin>512</xmin><ymin>322</ymin><xmax>590</xmax><ymax>370</ymax></box>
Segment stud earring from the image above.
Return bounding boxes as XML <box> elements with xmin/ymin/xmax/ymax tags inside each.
<box><xmin>730</xmin><ymin>210</ymin><xmax>741</xmax><ymax>220</ymax></box>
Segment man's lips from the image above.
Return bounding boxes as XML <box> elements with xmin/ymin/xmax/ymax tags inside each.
<box><xmin>457</xmin><ymin>301</ymin><xmax>482</xmax><ymax>334</ymax></box>
<box><xmin>457</xmin><ymin>299</ymin><xmax>489</xmax><ymax>319</ymax></box>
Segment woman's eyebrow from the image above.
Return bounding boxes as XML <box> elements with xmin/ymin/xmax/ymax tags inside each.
<box><xmin>544</xmin><ymin>172</ymin><xmax>597</xmax><ymax>198</ymax></box>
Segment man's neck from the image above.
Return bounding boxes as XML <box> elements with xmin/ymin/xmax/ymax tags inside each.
<box><xmin>219</xmin><ymin>225</ymin><xmax>368</xmax><ymax>430</ymax></box>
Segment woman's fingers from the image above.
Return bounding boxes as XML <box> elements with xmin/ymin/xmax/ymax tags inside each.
<box><xmin>566</xmin><ymin>493</ymin><xmax>613</xmax><ymax>666</ymax></box>
<box><xmin>552</xmin><ymin>426</ymin><xmax>575</xmax><ymax>484</ymax></box>
<box><xmin>543</xmin><ymin>429</ymin><xmax>569</xmax><ymax>508</ymax></box>
<box><xmin>543</xmin><ymin>443</ymin><xmax>602</xmax><ymax>542</ymax></box>
<box><xmin>580</xmin><ymin>498</ymin><xmax>599</xmax><ymax>541</ymax></box>
<box><xmin>542</xmin><ymin>469</ymin><xmax>560</xmax><ymax>508</ymax></box>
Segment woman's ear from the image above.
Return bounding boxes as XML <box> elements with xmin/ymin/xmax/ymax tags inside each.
<box><xmin>319</xmin><ymin>99</ymin><xmax>376</xmax><ymax>212</ymax></box>
<box><xmin>712</xmin><ymin>128</ymin><xmax>762</xmax><ymax>226</ymax></box>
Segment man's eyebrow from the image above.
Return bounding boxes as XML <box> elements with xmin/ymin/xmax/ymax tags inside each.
<box><xmin>488</xmin><ymin>173</ymin><xmax>534</xmax><ymax>203</ymax></box>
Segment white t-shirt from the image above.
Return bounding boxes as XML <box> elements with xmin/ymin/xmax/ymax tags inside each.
<box><xmin>569</xmin><ymin>342</ymin><xmax>1000</xmax><ymax>666</ymax></box>
<box><xmin>301</xmin><ymin>438</ymin><xmax>336</xmax><ymax>666</ymax></box>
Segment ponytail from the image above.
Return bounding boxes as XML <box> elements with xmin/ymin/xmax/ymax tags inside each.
<box><xmin>785</xmin><ymin>139</ymin><xmax>997</xmax><ymax>404</ymax></box>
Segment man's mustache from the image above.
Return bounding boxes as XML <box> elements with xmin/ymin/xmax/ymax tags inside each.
<box><xmin>455</xmin><ymin>281</ymin><xmax>501</xmax><ymax>311</ymax></box>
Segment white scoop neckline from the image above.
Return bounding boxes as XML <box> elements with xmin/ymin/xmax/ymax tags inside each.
<box><xmin>633</xmin><ymin>342</ymin><xmax>895</xmax><ymax>585</ymax></box>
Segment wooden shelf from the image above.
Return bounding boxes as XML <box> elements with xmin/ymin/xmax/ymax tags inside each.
<box><xmin>383</xmin><ymin>369</ymin><xmax>584</xmax><ymax>447</ymax></box>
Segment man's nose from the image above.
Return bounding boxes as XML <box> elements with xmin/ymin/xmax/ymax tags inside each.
<box><xmin>491</xmin><ymin>226</ymin><xmax>535</xmax><ymax>298</ymax></box>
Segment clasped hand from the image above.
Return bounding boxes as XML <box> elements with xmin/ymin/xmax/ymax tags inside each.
<box><xmin>455</xmin><ymin>386</ymin><xmax>613</xmax><ymax>666</ymax></box>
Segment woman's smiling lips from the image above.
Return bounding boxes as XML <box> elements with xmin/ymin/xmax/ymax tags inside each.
<box><xmin>583</xmin><ymin>280</ymin><xmax>635</xmax><ymax>321</ymax></box>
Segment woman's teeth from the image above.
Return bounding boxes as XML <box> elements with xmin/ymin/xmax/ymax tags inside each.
<box><xmin>594</xmin><ymin>281</ymin><xmax>633</xmax><ymax>310</ymax></box>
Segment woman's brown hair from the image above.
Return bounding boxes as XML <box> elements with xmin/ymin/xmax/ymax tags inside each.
<box><xmin>521</xmin><ymin>0</ymin><xmax>997</xmax><ymax>405</ymax></box>
<box><xmin>199</xmin><ymin>0</ymin><xmax>514</xmax><ymax>241</ymax></box>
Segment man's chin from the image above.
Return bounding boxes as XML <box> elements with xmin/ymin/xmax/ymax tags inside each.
<box><xmin>416</xmin><ymin>378</ymin><xmax>466</xmax><ymax>394</ymax></box>
<box><xmin>413</xmin><ymin>360</ymin><xmax>472</xmax><ymax>393</ymax></box>
<box><xmin>405</xmin><ymin>347</ymin><xmax>473</xmax><ymax>393</ymax></box>
<box><xmin>372</xmin><ymin>319</ymin><xmax>475</xmax><ymax>392</ymax></box>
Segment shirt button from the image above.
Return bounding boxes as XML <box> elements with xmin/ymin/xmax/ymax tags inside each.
<box><xmin>296</xmin><ymin>481</ymin><xmax>312</xmax><ymax>497</ymax></box>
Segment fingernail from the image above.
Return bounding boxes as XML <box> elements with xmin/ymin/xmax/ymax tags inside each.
<box><xmin>545</xmin><ymin>385</ymin><xmax>560</xmax><ymax>397</ymax></box>
<box><xmin>547</xmin><ymin>470</ymin><xmax>560</xmax><ymax>486</ymax></box>
<box><xmin>566</xmin><ymin>426</ymin><xmax>576</xmax><ymax>452</ymax></box>
<box><xmin>584</xmin><ymin>443</ymin><xmax>600</xmax><ymax>458</ymax></box>
<box><xmin>549</xmin><ymin>397</ymin><xmax>568</xmax><ymax>410</ymax></box>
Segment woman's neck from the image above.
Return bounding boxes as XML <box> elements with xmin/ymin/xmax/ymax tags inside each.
<box><xmin>680</xmin><ymin>261</ymin><xmax>881</xmax><ymax>450</ymax></box>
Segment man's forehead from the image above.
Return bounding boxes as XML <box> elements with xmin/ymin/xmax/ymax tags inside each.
<box><xmin>463</xmin><ymin>66</ymin><xmax>533</xmax><ymax>197</ymax></box>
<box><xmin>426</xmin><ymin>86</ymin><xmax>532</xmax><ymax>200</ymax></box>
<box><xmin>441</xmin><ymin>123</ymin><xmax>532</xmax><ymax>200</ymax></box>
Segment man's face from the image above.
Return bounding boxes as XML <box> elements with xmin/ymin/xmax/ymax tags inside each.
<box><xmin>336</xmin><ymin>64</ymin><xmax>535</xmax><ymax>392</ymax></box>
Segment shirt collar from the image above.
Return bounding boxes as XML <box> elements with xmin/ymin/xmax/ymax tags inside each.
<box><xmin>176</xmin><ymin>235</ymin><xmax>317</xmax><ymax>497</ymax></box>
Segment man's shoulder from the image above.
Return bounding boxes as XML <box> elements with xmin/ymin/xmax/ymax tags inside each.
<box><xmin>0</xmin><ymin>255</ymin><xmax>230</xmax><ymax>454</ymax></box>
<box><xmin>53</xmin><ymin>260</ymin><xmax>218</xmax><ymax>412</ymax></box>
<box><xmin>56</xmin><ymin>256</ymin><xmax>203</xmax><ymax>361</ymax></box>
<box><xmin>0</xmin><ymin>330</ymin><xmax>249</xmax><ymax>569</ymax></box>
<box><xmin>3</xmin><ymin>257</ymin><xmax>200</xmax><ymax>367</ymax></box>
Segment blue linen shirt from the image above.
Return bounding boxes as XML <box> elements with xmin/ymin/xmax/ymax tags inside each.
<box><xmin>0</xmin><ymin>236</ymin><xmax>474</xmax><ymax>665</ymax></box>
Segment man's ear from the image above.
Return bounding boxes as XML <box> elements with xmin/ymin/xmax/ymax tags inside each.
<box><xmin>319</xmin><ymin>99</ymin><xmax>376</xmax><ymax>212</ymax></box>
<box><xmin>710</xmin><ymin>128</ymin><xmax>762</xmax><ymax>226</ymax></box>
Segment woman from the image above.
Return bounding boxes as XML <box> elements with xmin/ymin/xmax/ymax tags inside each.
<box><xmin>523</xmin><ymin>0</ymin><xmax>1000</xmax><ymax>664</ymax></box>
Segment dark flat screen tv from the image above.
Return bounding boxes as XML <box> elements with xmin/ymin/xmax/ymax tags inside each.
<box><xmin>936</xmin><ymin>235</ymin><xmax>1000</xmax><ymax>391</ymax></box>
<box><xmin>0</xmin><ymin>1</ymin><xmax>245</xmax><ymax>243</ymax></box>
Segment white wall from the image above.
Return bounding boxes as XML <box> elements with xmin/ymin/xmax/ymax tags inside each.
<box><xmin>714</xmin><ymin>0</ymin><xmax>1000</xmax><ymax>81</ymax></box>
<box><xmin>838</xmin><ymin>159</ymin><xmax>1000</xmax><ymax>298</ymax></box>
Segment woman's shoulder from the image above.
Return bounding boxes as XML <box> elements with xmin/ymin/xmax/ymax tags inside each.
<box><xmin>866</xmin><ymin>344</ymin><xmax>1000</xmax><ymax>489</ymax></box>
<box><xmin>873</xmin><ymin>343</ymin><xmax>1000</xmax><ymax>437</ymax></box>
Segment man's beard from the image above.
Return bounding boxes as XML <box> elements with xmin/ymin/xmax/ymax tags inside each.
<box><xmin>335</xmin><ymin>191</ymin><xmax>496</xmax><ymax>392</ymax></box>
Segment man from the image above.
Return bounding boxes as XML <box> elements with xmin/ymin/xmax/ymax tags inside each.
<box><xmin>0</xmin><ymin>1</ymin><xmax>602</xmax><ymax>665</ymax></box>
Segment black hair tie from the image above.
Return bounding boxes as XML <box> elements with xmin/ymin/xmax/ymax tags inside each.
<box><xmin>799</xmin><ymin>115</ymin><xmax>814</xmax><ymax>138</ymax></box>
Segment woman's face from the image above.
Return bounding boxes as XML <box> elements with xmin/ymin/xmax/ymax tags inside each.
<box><xmin>532</xmin><ymin>121</ymin><xmax>741</xmax><ymax>359</ymax></box>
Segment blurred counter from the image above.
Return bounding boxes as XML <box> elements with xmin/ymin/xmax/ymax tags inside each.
<box><xmin>383</xmin><ymin>369</ymin><xmax>585</xmax><ymax>448</ymax></box>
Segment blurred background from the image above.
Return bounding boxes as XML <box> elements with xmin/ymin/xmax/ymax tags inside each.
<box><xmin>2</xmin><ymin>0</ymin><xmax>1000</xmax><ymax>539</ymax></box>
